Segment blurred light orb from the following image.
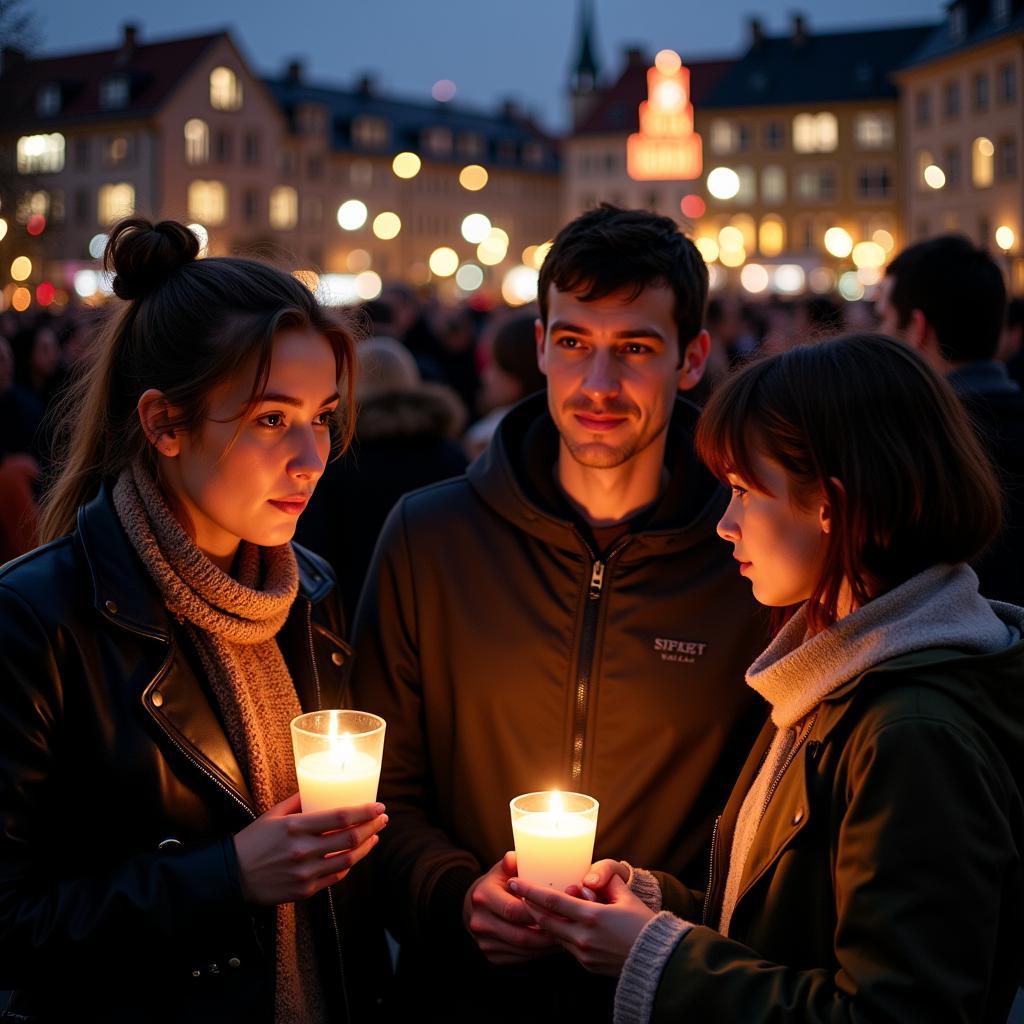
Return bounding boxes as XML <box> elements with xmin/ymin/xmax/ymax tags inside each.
<box><xmin>0</xmin><ymin>218</ymin><xmax>7</xmax><ymax>242</ymax></box>
<box><xmin>88</xmin><ymin>233</ymin><xmax>108</xmax><ymax>259</ymax></box>
<box><xmin>740</xmin><ymin>264</ymin><xmax>770</xmax><ymax>293</ymax></box>
<box><xmin>346</xmin><ymin>248</ymin><xmax>372</xmax><ymax>272</ymax></box>
<box><xmin>36</xmin><ymin>282</ymin><xmax>55</xmax><ymax>306</ymax></box>
<box><xmin>11</xmin><ymin>256</ymin><xmax>32</xmax><ymax>281</ymax></box>
<box><xmin>74</xmin><ymin>269</ymin><xmax>99</xmax><ymax>298</ymax></box>
<box><xmin>872</xmin><ymin>229</ymin><xmax>895</xmax><ymax>252</ymax></box>
<box><xmin>680</xmin><ymin>194</ymin><xmax>705</xmax><ymax>219</ymax></box>
<box><xmin>773</xmin><ymin>264</ymin><xmax>806</xmax><ymax>294</ymax></box>
<box><xmin>432</xmin><ymin>79</ymin><xmax>456</xmax><ymax>102</ymax></box>
<box><xmin>809</xmin><ymin>267</ymin><xmax>836</xmax><ymax>294</ymax></box>
<box><xmin>654</xmin><ymin>49</ymin><xmax>682</xmax><ymax>75</ymax></box>
<box><xmin>923</xmin><ymin>164</ymin><xmax>946</xmax><ymax>190</ymax></box>
<box><xmin>187</xmin><ymin>223</ymin><xmax>209</xmax><ymax>256</ymax></box>
<box><xmin>461</xmin><ymin>213</ymin><xmax>492</xmax><ymax>244</ymax></box>
<box><xmin>978</xmin><ymin>137</ymin><xmax>995</xmax><ymax>157</ymax></box>
<box><xmin>717</xmin><ymin>225</ymin><xmax>744</xmax><ymax>253</ymax></box>
<box><xmin>707</xmin><ymin>264</ymin><xmax>726</xmax><ymax>291</ymax></box>
<box><xmin>823</xmin><ymin>227</ymin><xmax>854</xmax><ymax>259</ymax></box>
<box><xmin>693</xmin><ymin>237</ymin><xmax>719</xmax><ymax>263</ymax></box>
<box><xmin>456</xmin><ymin>263</ymin><xmax>484</xmax><ymax>292</ymax></box>
<box><xmin>856</xmin><ymin>266</ymin><xmax>883</xmax><ymax>287</ymax></box>
<box><xmin>373</xmin><ymin>211</ymin><xmax>402</xmax><ymax>240</ymax></box>
<box><xmin>392</xmin><ymin>152</ymin><xmax>422</xmax><ymax>179</ymax></box>
<box><xmin>355</xmin><ymin>271</ymin><xmax>383</xmax><ymax>300</ymax></box>
<box><xmin>459</xmin><ymin>165</ymin><xmax>489</xmax><ymax>191</ymax></box>
<box><xmin>501</xmin><ymin>265</ymin><xmax>539</xmax><ymax>306</ymax></box>
<box><xmin>429</xmin><ymin>246</ymin><xmax>459</xmax><ymax>277</ymax></box>
<box><xmin>654</xmin><ymin>80</ymin><xmax>684</xmax><ymax>108</ymax></box>
<box><xmin>838</xmin><ymin>271</ymin><xmax>865</xmax><ymax>301</ymax></box>
<box><xmin>11</xmin><ymin>286</ymin><xmax>30</xmax><ymax>312</ymax></box>
<box><xmin>996</xmin><ymin>225</ymin><xmax>1016</xmax><ymax>251</ymax></box>
<box><xmin>532</xmin><ymin>240</ymin><xmax>553</xmax><ymax>268</ymax></box>
<box><xmin>707</xmin><ymin>167</ymin><xmax>740</xmax><ymax>200</ymax></box>
<box><xmin>337</xmin><ymin>200</ymin><xmax>368</xmax><ymax>231</ymax></box>
<box><xmin>26</xmin><ymin>214</ymin><xmax>45</xmax><ymax>237</ymax></box>
<box><xmin>719</xmin><ymin>247</ymin><xmax>746</xmax><ymax>268</ymax></box>
<box><xmin>852</xmin><ymin>241</ymin><xmax>886</xmax><ymax>269</ymax></box>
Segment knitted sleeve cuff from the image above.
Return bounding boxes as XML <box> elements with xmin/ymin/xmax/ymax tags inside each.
<box><xmin>625</xmin><ymin>866</ymin><xmax>663</xmax><ymax>912</ymax></box>
<box><xmin>613</xmin><ymin>911</ymin><xmax>693</xmax><ymax>1024</ymax></box>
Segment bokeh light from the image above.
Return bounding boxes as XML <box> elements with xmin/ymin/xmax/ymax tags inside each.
<box><xmin>654</xmin><ymin>49</ymin><xmax>682</xmax><ymax>76</ymax></box>
<box><xmin>356</xmin><ymin>271</ymin><xmax>383</xmax><ymax>300</ymax></box>
<box><xmin>996</xmin><ymin>225</ymin><xmax>1016</xmax><ymax>251</ymax></box>
<box><xmin>680</xmin><ymin>194</ymin><xmax>706</xmax><ymax>219</ymax></box>
<box><xmin>337</xmin><ymin>200</ymin><xmax>368</xmax><ymax>231</ymax></box>
<box><xmin>740</xmin><ymin>264</ymin><xmax>769</xmax><ymax>293</ymax></box>
<box><xmin>852</xmin><ymin>241</ymin><xmax>886</xmax><ymax>269</ymax></box>
<box><xmin>461</xmin><ymin>213</ymin><xmax>492</xmax><ymax>244</ymax></box>
<box><xmin>188</xmin><ymin>223</ymin><xmax>209</xmax><ymax>256</ymax></box>
<box><xmin>823</xmin><ymin>227</ymin><xmax>854</xmax><ymax>259</ymax></box>
<box><xmin>707</xmin><ymin>167</ymin><xmax>740</xmax><ymax>200</ymax></box>
<box><xmin>456</xmin><ymin>263</ymin><xmax>484</xmax><ymax>292</ymax></box>
<box><xmin>693</xmin><ymin>237</ymin><xmax>719</xmax><ymax>263</ymax></box>
<box><xmin>501</xmin><ymin>265</ymin><xmax>539</xmax><ymax>306</ymax></box>
<box><xmin>346</xmin><ymin>249</ymin><xmax>372</xmax><ymax>272</ymax></box>
<box><xmin>429</xmin><ymin>246</ymin><xmax>459</xmax><ymax>277</ymax></box>
<box><xmin>12</xmin><ymin>286</ymin><xmax>30</xmax><ymax>311</ymax></box>
<box><xmin>373</xmin><ymin>211</ymin><xmax>402</xmax><ymax>240</ymax></box>
<box><xmin>838</xmin><ymin>271</ymin><xmax>865</xmax><ymax>301</ymax></box>
<box><xmin>923</xmin><ymin>164</ymin><xmax>946</xmax><ymax>189</ymax></box>
<box><xmin>11</xmin><ymin>257</ymin><xmax>32</xmax><ymax>281</ymax></box>
<box><xmin>459</xmin><ymin>165</ymin><xmax>489</xmax><ymax>191</ymax></box>
<box><xmin>88</xmin><ymin>232</ymin><xmax>108</xmax><ymax>259</ymax></box>
<box><xmin>432</xmin><ymin>79</ymin><xmax>456</xmax><ymax>102</ymax></box>
<box><xmin>773</xmin><ymin>265</ymin><xmax>806</xmax><ymax>294</ymax></box>
<box><xmin>392</xmin><ymin>152</ymin><xmax>422</xmax><ymax>179</ymax></box>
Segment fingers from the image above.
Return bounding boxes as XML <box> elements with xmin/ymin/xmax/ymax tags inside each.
<box><xmin>474</xmin><ymin>914</ymin><xmax>559</xmax><ymax>953</ymax></box>
<box><xmin>520</xmin><ymin>902</ymin><xmax>583</xmax><ymax>948</ymax></box>
<box><xmin>509</xmin><ymin>879</ymin><xmax>592</xmax><ymax>923</ymax></box>
<box><xmin>583</xmin><ymin>859</ymin><xmax>630</xmax><ymax>889</ymax></box>
<box><xmin>470</xmin><ymin>873</ymin><xmax>534</xmax><ymax>927</ymax></box>
<box><xmin>309</xmin><ymin>814</ymin><xmax>388</xmax><ymax>858</ymax></box>
<box><xmin>267</xmin><ymin>792</ymin><xmax>303</xmax><ymax>817</ymax></box>
<box><xmin>288</xmin><ymin>801</ymin><xmax>387</xmax><ymax>835</ymax></box>
<box><xmin>313</xmin><ymin>831</ymin><xmax>382</xmax><ymax>880</ymax></box>
<box><xmin>501</xmin><ymin>850</ymin><xmax>518</xmax><ymax>875</ymax></box>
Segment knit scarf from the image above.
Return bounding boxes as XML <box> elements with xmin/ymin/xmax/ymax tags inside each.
<box><xmin>112</xmin><ymin>461</ymin><xmax>326</xmax><ymax>1023</ymax></box>
<box><xmin>717</xmin><ymin>563</ymin><xmax>1016</xmax><ymax>936</ymax></box>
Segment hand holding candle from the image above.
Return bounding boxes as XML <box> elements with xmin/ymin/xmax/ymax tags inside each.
<box><xmin>510</xmin><ymin>790</ymin><xmax>599</xmax><ymax>891</ymax></box>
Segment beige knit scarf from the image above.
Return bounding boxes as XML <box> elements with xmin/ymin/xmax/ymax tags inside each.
<box><xmin>112</xmin><ymin>461</ymin><xmax>326</xmax><ymax>1024</ymax></box>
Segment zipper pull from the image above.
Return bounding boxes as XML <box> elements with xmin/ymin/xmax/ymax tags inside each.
<box><xmin>589</xmin><ymin>560</ymin><xmax>605</xmax><ymax>600</ymax></box>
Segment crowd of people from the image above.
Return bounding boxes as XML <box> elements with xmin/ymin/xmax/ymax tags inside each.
<box><xmin>0</xmin><ymin>206</ymin><xmax>1022</xmax><ymax>1023</ymax></box>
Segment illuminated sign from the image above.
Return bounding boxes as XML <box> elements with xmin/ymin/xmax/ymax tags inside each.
<box><xmin>627</xmin><ymin>50</ymin><xmax>703</xmax><ymax>181</ymax></box>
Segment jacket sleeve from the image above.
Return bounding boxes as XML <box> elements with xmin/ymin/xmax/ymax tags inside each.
<box><xmin>640</xmin><ymin>715</ymin><xmax>1014</xmax><ymax>1024</ymax></box>
<box><xmin>0</xmin><ymin>584</ymin><xmax>245</xmax><ymax>985</ymax></box>
<box><xmin>349</xmin><ymin>500</ymin><xmax>481</xmax><ymax>943</ymax></box>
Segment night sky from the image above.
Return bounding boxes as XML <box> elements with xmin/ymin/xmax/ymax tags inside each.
<box><xmin>33</xmin><ymin>0</ymin><xmax>942</xmax><ymax>131</ymax></box>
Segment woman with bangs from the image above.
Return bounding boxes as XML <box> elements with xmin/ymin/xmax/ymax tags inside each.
<box><xmin>508</xmin><ymin>333</ymin><xmax>1024</xmax><ymax>1023</ymax></box>
<box><xmin>0</xmin><ymin>219</ymin><xmax>389</xmax><ymax>1023</ymax></box>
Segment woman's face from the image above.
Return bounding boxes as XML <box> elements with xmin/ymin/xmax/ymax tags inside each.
<box><xmin>160</xmin><ymin>327</ymin><xmax>339</xmax><ymax>568</ymax></box>
<box><xmin>717</xmin><ymin>446</ymin><xmax>829</xmax><ymax>608</ymax></box>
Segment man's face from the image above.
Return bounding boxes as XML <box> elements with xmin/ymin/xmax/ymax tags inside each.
<box><xmin>875</xmin><ymin>275</ymin><xmax>905</xmax><ymax>339</ymax></box>
<box><xmin>536</xmin><ymin>283</ymin><xmax>700</xmax><ymax>469</ymax></box>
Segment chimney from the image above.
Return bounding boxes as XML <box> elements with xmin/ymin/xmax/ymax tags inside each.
<box><xmin>502</xmin><ymin>98</ymin><xmax>522</xmax><ymax>120</ymax></box>
<box><xmin>355</xmin><ymin>72</ymin><xmax>375</xmax><ymax>96</ymax></box>
<box><xmin>749</xmin><ymin>17</ymin><xmax>765</xmax><ymax>48</ymax></box>
<box><xmin>791</xmin><ymin>12</ymin><xmax>808</xmax><ymax>46</ymax></box>
<box><xmin>286</xmin><ymin>59</ymin><xmax>303</xmax><ymax>85</ymax></box>
<box><xmin>623</xmin><ymin>45</ymin><xmax>647</xmax><ymax>68</ymax></box>
<box><xmin>120</xmin><ymin>22</ymin><xmax>139</xmax><ymax>59</ymax></box>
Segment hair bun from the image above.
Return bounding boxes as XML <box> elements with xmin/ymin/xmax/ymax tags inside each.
<box><xmin>104</xmin><ymin>217</ymin><xmax>200</xmax><ymax>301</ymax></box>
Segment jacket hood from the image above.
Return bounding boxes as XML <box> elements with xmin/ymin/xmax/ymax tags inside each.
<box><xmin>466</xmin><ymin>391</ymin><xmax>728</xmax><ymax>557</ymax></box>
<box><xmin>356</xmin><ymin>384</ymin><xmax>466</xmax><ymax>442</ymax></box>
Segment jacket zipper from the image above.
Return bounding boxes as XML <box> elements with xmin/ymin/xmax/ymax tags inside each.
<box><xmin>760</xmin><ymin>713</ymin><xmax>817</xmax><ymax>820</ymax></box>
<box><xmin>307</xmin><ymin>598</ymin><xmax>351</xmax><ymax>1022</ymax></box>
<box><xmin>570</xmin><ymin>538</ymin><xmax>629</xmax><ymax>785</ymax></box>
<box><xmin>701</xmin><ymin>815</ymin><xmax>721</xmax><ymax>925</ymax></box>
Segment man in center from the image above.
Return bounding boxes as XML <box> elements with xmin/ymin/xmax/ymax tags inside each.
<box><xmin>350</xmin><ymin>204</ymin><xmax>766</xmax><ymax>1020</ymax></box>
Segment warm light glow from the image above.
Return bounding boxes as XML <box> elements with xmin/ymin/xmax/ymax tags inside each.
<box><xmin>392</xmin><ymin>152</ymin><xmax>422</xmax><ymax>179</ymax></box>
<box><xmin>11</xmin><ymin>286</ymin><xmax>30</xmax><ymax>312</ymax></box>
<box><xmin>0</xmin><ymin>218</ymin><xmax>8</xmax><ymax>243</ymax></box>
<box><xmin>456</xmin><ymin>263</ymin><xmax>484</xmax><ymax>292</ymax></box>
<box><xmin>978</xmin><ymin>137</ymin><xmax>995</xmax><ymax>158</ymax></box>
<box><xmin>356</xmin><ymin>271</ymin><xmax>383</xmax><ymax>300</ymax></box>
<box><xmin>550</xmin><ymin>791</ymin><xmax>564</xmax><ymax>816</ymax></box>
<box><xmin>996</xmin><ymin>225</ymin><xmax>1016</xmax><ymax>252</ymax></box>
<box><xmin>740</xmin><ymin>264</ymin><xmax>769</xmax><ymax>293</ymax></box>
<box><xmin>74</xmin><ymin>269</ymin><xmax>99</xmax><ymax>298</ymax></box>
<box><xmin>478</xmin><ymin>227</ymin><xmax>510</xmax><ymax>266</ymax></box>
<box><xmin>188</xmin><ymin>223</ymin><xmax>209</xmax><ymax>257</ymax></box>
<box><xmin>655</xmin><ymin>49</ymin><xmax>682</xmax><ymax>76</ymax></box>
<box><xmin>429</xmin><ymin>246</ymin><xmax>459</xmax><ymax>277</ymax></box>
<box><xmin>708</xmin><ymin>264</ymin><xmax>725</xmax><ymax>291</ymax></box>
<box><xmin>26</xmin><ymin>214</ymin><xmax>45</xmax><ymax>237</ymax></box>
<box><xmin>852</xmin><ymin>241</ymin><xmax>886</xmax><ymax>269</ymax></box>
<box><xmin>292</xmin><ymin>270</ymin><xmax>320</xmax><ymax>292</ymax></box>
<box><xmin>838</xmin><ymin>271</ymin><xmax>865</xmax><ymax>301</ymax></box>
<box><xmin>654</xmin><ymin>80</ymin><xmax>685</xmax><ymax>108</ymax></box>
<box><xmin>346</xmin><ymin>249</ymin><xmax>371</xmax><ymax>272</ymax></box>
<box><xmin>680</xmin><ymin>194</ymin><xmax>705</xmax><ymax>219</ymax></box>
<box><xmin>501</xmin><ymin>265</ymin><xmax>539</xmax><ymax>306</ymax></box>
<box><xmin>337</xmin><ymin>200</ymin><xmax>368</xmax><ymax>231</ymax></box>
<box><xmin>873</xmin><ymin>229</ymin><xmax>895</xmax><ymax>252</ymax></box>
<box><xmin>694</xmin><ymin>237</ymin><xmax>719</xmax><ymax>263</ymax></box>
<box><xmin>857</xmin><ymin>267</ymin><xmax>883</xmax><ymax>287</ymax></box>
<box><xmin>923</xmin><ymin>164</ymin><xmax>946</xmax><ymax>190</ymax></box>
<box><xmin>461</xmin><ymin>213</ymin><xmax>492</xmax><ymax>244</ymax></box>
<box><xmin>459</xmin><ymin>165</ymin><xmax>489</xmax><ymax>191</ymax></box>
<box><xmin>373</xmin><ymin>211</ymin><xmax>402</xmax><ymax>240</ymax></box>
<box><xmin>717</xmin><ymin>225</ymin><xmax>744</xmax><ymax>253</ymax></box>
<box><xmin>823</xmin><ymin>227</ymin><xmax>854</xmax><ymax>259</ymax></box>
<box><xmin>758</xmin><ymin>217</ymin><xmax>785</xmax><ymax>258</ymax></box>
<box><xmin>707</xmin><ymin>167</ymin><xmax>740</xmax><ymax>200</ymax></box>
<box><xmin>773</xmin><ymin>265</ymin><xmax>805</xmax><ymax>294</ymax></box>
<box><xmin>627</xmin><ymin>54</ymin><xmax>702</xmax><ymax>181</ymax></box>
<box><xmin>532</xmin><ymin>241</ymin><xmax>553</xmax><ymax>268</ymax></box>
<box><xmin>809</xmin><ymin>267</ymin><xmax>836</xmax><ymax>294</ymax></box>
<box><xmin>10</xmin><ymin>257</ymin><xmax>32</xmax><ymax>282</ymax></box>
<box><xmin>719</xmin><ymin>247</ymin><xmax>746</xmax><ymax>268</ymax></box>
<box><xmin>522</xmin><ymin>245</ymin><xmax>538</xmax><ymax>266</ymax></box>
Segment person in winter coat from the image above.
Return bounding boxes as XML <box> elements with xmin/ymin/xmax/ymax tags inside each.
<box><xmin>511</xmin><ymin>333</ymin><xmax>1024</xmax><ymax>1024</ymax></box>
<box><xmin>0</xmin><ymin>218</ymin><xmax>390</xmax><ymax>1024</ymax></box>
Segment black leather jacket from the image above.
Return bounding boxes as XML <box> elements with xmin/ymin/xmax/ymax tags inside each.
<box><xmin>0</xmin><ymin>486</ymin><xmax>389</xmax><ymax>1023</ymax></box>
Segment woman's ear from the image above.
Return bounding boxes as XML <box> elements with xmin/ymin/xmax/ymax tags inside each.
<box><xmin>137</xmin><ymin>388</ymin><xmax>182</xmax><ymax>457</ymax></box>
<box><xmin>821</xmin><ymin>476</ymin><xmax>846</xmax><ymax>536</ymax></box>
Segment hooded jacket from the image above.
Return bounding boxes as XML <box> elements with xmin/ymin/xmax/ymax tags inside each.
<box><xmin>0</xmin><ymin>486</ymin><xmax>390</xmax><ymax>1024</ymax></box>
<box><xmin>617</xmin><ymin>576</ymin><xmax>1024</xmax><ymax>1024</ymax></box>
<box><xmin>349</xmin><ymin>393</ymin><xmax>767</xmax><ymax>1019</ymax></box>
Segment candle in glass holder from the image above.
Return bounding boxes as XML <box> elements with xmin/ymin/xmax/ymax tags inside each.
<box><xmin>510</xmin><ymin>790</ymin><xmax>599</xmax><ymax>891</ymax></box>
<box><xmin>291</xmin><ymin>710</ymin><xmax>386</xmax><ymax>813</ymax></box>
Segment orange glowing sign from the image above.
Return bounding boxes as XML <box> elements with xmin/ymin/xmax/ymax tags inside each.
<box><xmin>627</xmin><ymin>51</ymin><xmax>702</xmax><ymax>181</ymax></box>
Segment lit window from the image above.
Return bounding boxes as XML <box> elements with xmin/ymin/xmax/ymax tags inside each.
<box><xmin>36</xmin><ymin>85</ymin><xmax>60</xmax><ymax>116</ymax></box>
<box><xmin>422</xmin><ymin>126</ymin><xmax>452</xmax><ymax>156</ymax></box>
<box><xmin>761</xmin><ymin>166</ymin><xmax>786</xmax><ymax>202</ymax></box>
<box><xmin>759</xmin><ymin>215</ymin><xmax>785</xmax><ymax>257</ymax></box>
<box><xmin>17</xmin><ymin>190</ymin><xmax>49</xmax><ymax>221</ymax></box>
<box><xmin>269</xmin><ymin>185</ymin><xmax>298</xmax><ymax>229</ymax></box>
<box><xmin>106</xmin><ymin>136</ymin><xmax>131</xmax><ymax>167</ymax></box>
<box><xmin>710</xmin><ymin>119</ymin><xmax>738</xmax><ymax>155</ymax></box>
<box><xmin>792</xmin><ymin>113</ymin><xmax>838</xmax><ymax>153</ymax></box>
<box><xmin>972</xmin><ymin>137</ymin><xmax>995</xmax><ymax>188</ymax></box>
<box><xmin>353</xmin><ymin>116</ymin><xmax>390</xmax><ymax>149</ymax></box>
<box><xmin>100</xmin><ymin>76</ymin><xmax>130</xmax><ymax>110</ymax></box>
<box><xmin>98</xmin><ymin>183</ymin><xmax>135</xmax><ymax>223</ymax></box>
<box><xmin>459</xmin><ymin>133</ymin><xmax>484</xmax><ymax>159</ymax></box>
<box><xmin>210</xmin><ymin>67</ymin><xmax>243</xmax><ymax>111</ymax></box>
<box><xmin>188</xmin><ymin>180</ymin><xmax>227</xmax><ymax>225</ymax></box>
<box><xmin>795</xmin><ymin>168</ymin><xmax>836</xmax><ymax>201</ymax></box>
<box><xmin>854</xmin><ymin>112</ymin><xmax>894</xmax><ymax>149</ymax></box>
<box><xmin>184</xmin><ymin>119</ymin><xmax>209</xmax><ymax>165</ymax></box>
<box><xmin>735</xmin><ymin>166</ymin><xmax>756</xmax><ymax>202</ymax></box>
<box><xmin>17</xmin><ymin>133</ymin><xmax>65</xmax><ymax>174</ymax></box>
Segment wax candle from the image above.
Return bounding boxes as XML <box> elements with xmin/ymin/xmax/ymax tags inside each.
<box><xmin>291</xmin><ymin>710</ymin><xmax>386</xmax><ymax>813</ymax></box>
<box><xmin>510</xmin><ymin>791</ymin><xmax>599</xmax><ymax>891</ymax></box>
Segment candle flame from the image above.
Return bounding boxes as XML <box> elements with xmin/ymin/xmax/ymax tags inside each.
<box><xmin>329</xmin><ymin>726</ymin><xmax>355</xmax><ymax>771</ymax></box>
<box><xmin>550</xmin><ymin>790</ymin><xmax>563</xmax><ymax>816</ymax></box>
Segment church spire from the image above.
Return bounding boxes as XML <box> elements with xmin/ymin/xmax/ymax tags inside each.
<box><xmin>570</xmin><ymin>0</ymin><xmax>600</xmax><ymax>94</ymax></box>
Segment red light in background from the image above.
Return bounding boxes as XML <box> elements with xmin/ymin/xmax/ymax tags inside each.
<box><xmin>36</xmin><ymin>282</ymin><xmax>55</xmax><ymax>306</ymax></box>
<box><xmin>680</xmin><ymin>195</ymin><xmax>706</xmax><ymax>219</ymax></box>
<box><xmin>26</xmin><ymin>214</ymin><xmax>46</xmax><ymax>237</ymax></box>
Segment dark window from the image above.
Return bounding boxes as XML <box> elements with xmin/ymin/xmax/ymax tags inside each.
<box><xmin>243</xmin><ymin>187</ymin><xmax>259</xmax><ymax>224</ymax></box>
<box><xmin>736</xmin><ymin>123</ymin><xmax>752</xmax><ymax>153</ymax></box>
<box><xmin>999</xmin><ymin>63</ymin><xmax>1017</xmax><ymax>104</ymax></box>
<box><xmin>74</xmin><ymin>187</ymin><xmax>89</xmax><ymax>224</ymax></box>
<box><xmin>763</xmin><ymin>121</ymin><xmax>784</xmax><ymax>150</ymax></box>
<box><xmin>944</xmin><ymin>80</ymin><xmax>961</xmax><ymax>118</ymax></box>
<box><xmin>999</xmin><ymin>137</ymin><xmax>1017</xmax><ymax>179</ymax></box>
<box><xmin>915</xmin><ymin>90</ymin><xmax>931</xmax><ymax>126</ymax></box>
<box><xmin>215</xmin><ymin>131</ymin><xmax>232</xmax><ymax>163</ymax></box>
<box><xmin>856</xmin><ymin>165</ymin><xmax>893</xmax><ymax>199</ymax></box>
<box><xmin>306</xmin><ymin>154</ymin><xmax>323</xmax><ymax>180</ymax></box>
<box><xmin>973</xmin><ymin>72</ymin><xmax>990</xmax><ymax>112</ymax></box>
<box><xmin>243</xmin><ymin>131</ymin><xmax>261</xmax><ymax>165</ymax></box>
<box><xmin>944</xmin><ymin>145</ymin><xmax>962</xmax><ymax>187</ymax></box>
<box><xmin>75</xmin><ymin>137</ymin><xmax>90</xmax><ymax>170</ymax></box>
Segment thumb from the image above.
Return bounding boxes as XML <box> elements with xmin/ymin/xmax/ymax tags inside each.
<box><xmin>502</xmin><ymin>850</ymin><xmax>518</xmax><ymax>877</ymax></box>
<box><xmin>605</xmin><ymin>874</ymin><xmax>631</xmax><ymax>901</ymax></box>
<box><xmin>266</xmin><ymin>791</ymin><xmax>303</xmax><ymax>817</ymax></box>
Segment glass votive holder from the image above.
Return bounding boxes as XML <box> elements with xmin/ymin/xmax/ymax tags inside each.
<box><xmin>510</xmin><ymin>790</ymin><xmax>599</xmax><ymax>891</ymax></box>
<box><xmin>290</xmin><ymin>710</ymin><xmax>386</xmax><ymax>814</ymax></box>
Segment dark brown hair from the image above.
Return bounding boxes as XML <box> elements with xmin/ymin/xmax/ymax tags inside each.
<box><xmin>696</xmin><ymin>333</ymin><xmax>1003</xmax><ymax>632</ymax></box>
<box><xmin>537</xmin><ymin>204</ymin><xmax>708</xmax><ymax>357</ymax></box>
<box><xmin>40</xmin><ymin>217</ymin><xmax>357</xmax><ymax>542</ymax></box>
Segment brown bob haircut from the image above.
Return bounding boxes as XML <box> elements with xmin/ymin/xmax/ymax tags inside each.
<box><xmin>40</xmin><ymin>218</ymin><xmax>357</xmax><ymax>543</ymax></box>
<box><xmin>696</xmin><ymin>333</ymin><xmax>1003</xmax><ymax>632</ymax></box>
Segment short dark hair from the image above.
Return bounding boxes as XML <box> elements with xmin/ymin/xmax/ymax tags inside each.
<box><xmin>697</xmin><ymin>333</ymin><xmax>1003</xmax><ymax>633</ymax></box>
<box><xmin>537</xmin><ymin>204</ymin><xmax>708</xmax><ymax>352</ymax></box>
<box><xmin>885</xmin><ymin>235</ymin><xmax>1006</xmax><ymax>363</ymax></box>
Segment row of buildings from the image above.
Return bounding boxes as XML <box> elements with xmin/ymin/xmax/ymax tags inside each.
<box><xmin>3</xmin><ymin>0</ymin><xmax>1024</xmax><ymax>310</ymax></box>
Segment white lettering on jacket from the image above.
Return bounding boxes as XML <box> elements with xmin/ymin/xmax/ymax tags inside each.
<box><xmin>652</xmin><ymin>637</ymin><xmax>709</xmax><ymax>664</ymax></box>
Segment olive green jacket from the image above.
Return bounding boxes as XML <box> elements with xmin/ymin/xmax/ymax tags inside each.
<box><xmin>641</xmin><ymin>639</ymin><xmax>1024</xmax><ymax>1023</ymax></box>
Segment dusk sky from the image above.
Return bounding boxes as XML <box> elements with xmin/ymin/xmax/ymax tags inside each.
<box><xmin>34</xmin><ymin>0</ymin><xmax>942</xmax><ymax>131</ymax></box>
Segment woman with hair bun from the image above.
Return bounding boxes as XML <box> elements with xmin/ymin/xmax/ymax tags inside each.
<box><xmin>0</xmin><ymin>218</ymin><xmax>390</xmax><ymax>1023</ymax></box>
<box><xmin>509</xmin><ymin>334</ymin><xmax>1024</xmax><ymax>1023</ymax></box>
